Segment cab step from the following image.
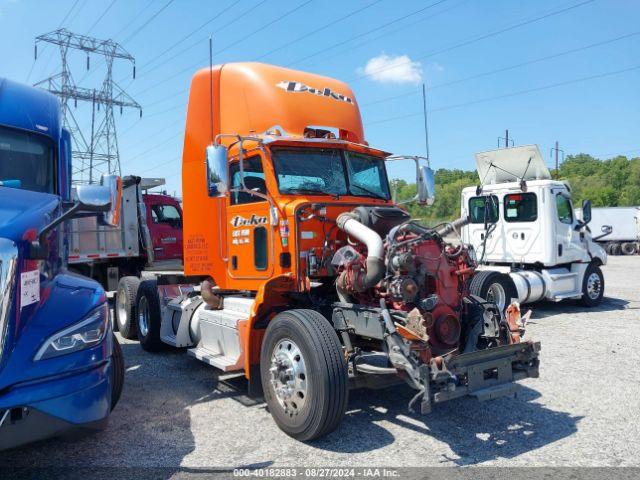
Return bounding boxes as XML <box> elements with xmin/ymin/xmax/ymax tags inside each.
<box><xmin>188</xmin><ymin>347</ymin><xmax>242</xmax><ymax>372</ymax></box>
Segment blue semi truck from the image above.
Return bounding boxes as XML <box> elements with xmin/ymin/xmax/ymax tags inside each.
<box><xmin>0</xmin><ymin>78</ymin><xmax>125</xmax><ymax>449</ymax></box>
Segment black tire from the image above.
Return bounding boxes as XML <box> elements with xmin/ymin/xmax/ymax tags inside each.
<box><xmin>115</xmin><ymin>276</ymin><xmax>140</xmax><ymax>339</ymax></box>
<box><xmin>469</xmin><ymin>270</ymin><xmax>518</xmax><ymax>311</ymax></box>
<box><xmin>580</xmin><ymin>262</ymin><xmax>605</xmax><ymax>307</ymax></box>
<box><xmin>608</xmin><ymin>242</ymin><xmax>621</xmax><ymax>255</ymax></box>
<box><xmin>136</xmin><ymin>280</ymin><xmax>164</xmax><ymax>352</ymax></box>
<box><xmin>621</xmin><ymin>242</ymin><xmax>638</xmax><ymax>256</ymax></box>
<box><xmin>111</xmin><ymin>333</ymin><xmax>125</xmax><ymax>411</ymax></box>
<box><xmin>260</xmin><ymin>309</ymin><xmax>348</xmax><ymax>441</ymax></box>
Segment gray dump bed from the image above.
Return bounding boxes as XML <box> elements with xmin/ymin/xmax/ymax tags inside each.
<box><xmin>67</xmin><ymin>177</ymin><xmax>153</xmax><ymax>264</ymax></box>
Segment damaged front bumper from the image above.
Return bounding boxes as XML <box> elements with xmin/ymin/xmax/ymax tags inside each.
<box><xmin>418</xmin><ymin>340</ymin><xmax>540</xmax><ymax>414</ymax></box>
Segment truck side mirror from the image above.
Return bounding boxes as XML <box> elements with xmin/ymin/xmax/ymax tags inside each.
<box><xmin>206</xmin><ymin>144</ymin><xmax>229</xmax><ymax>197</ymax></box>
<box><xmin>417</xmin><ymin>166</ymin><xmax>436</xmax><ymax>206</ymax></box>
<box><xmin>74</xmin><ymin>175</ymin><xmax>122</xmax><ymax>227</ymax></box>
<box><xmin>100</xmin><ymin>175</ymin><xmax>122</xmax><ymax>227</ymax></box>
<box><xmin>582</xmin><ymin>199</ymin><xmax>592</xmax><ymax>225</ymax></box>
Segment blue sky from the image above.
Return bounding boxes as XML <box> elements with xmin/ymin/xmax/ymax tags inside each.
<box><xmin>1</xmin><ymin>0</ymin><xmax>639</xmax><ymax>195</ymax></box>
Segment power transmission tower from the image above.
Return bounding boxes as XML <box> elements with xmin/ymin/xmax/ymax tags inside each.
<box><xmin>33</xmin><ymin>28</ymin><xmax>141</xmax><ymax>184</ymax></box>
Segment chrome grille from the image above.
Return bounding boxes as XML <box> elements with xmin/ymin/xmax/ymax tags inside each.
<box><xmin>0</xmin><ymin>238</ymin><xmax>18</xmax><ymax>365</ymax></box>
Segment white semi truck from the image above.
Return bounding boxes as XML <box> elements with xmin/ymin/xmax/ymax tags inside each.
<box><xmin>460</xmin><ymin>145</ymin><xmax>607</xmax><ymax>310</ymax></box>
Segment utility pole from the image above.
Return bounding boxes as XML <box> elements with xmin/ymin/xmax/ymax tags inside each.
<box><xmin>550</xmin><ymin>141</ymin><xmax>565</xmax><ymax>179</ymax></box>
<box><xmin>498</xmin><ymin>129</ymin><xmax>514</xmax><ymax>148</ymax></box>
<box><xmin>33</xmin><ymin>29</ymin><xmax>141</xmax><ymax>184</ymax></box>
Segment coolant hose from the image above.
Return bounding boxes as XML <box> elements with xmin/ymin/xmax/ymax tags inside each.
<box><xmin>336</xmin><ymin>211</ymin><xmax>385</xmax><ymax>290</ymax></box>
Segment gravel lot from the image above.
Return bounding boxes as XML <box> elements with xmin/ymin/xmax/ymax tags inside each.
<box><xmin>2</xmin><ymin>256</ymin><xmax>639</xmax><ymax>469</ymax></box>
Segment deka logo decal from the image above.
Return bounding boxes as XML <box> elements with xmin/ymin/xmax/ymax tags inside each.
<box><xmin>276</xmin><ymin>81</ymin><xmax>354</xmax><ymax>105</ymax></box>
<box><xmin>231</xmin><ymin>214</ymin><xmax>268</xmax><ymax>228</ymax></box>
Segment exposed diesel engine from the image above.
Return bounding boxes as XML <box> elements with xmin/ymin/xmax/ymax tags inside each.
<box><xmin>330</xmin><ymin>206</ymin><xmax>540</xmax><ymax>412</ymax></box>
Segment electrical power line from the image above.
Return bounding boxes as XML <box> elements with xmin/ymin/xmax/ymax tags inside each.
<box><xmin>349</xmin><ymin>0</ymin><xmax>597</xmax><ymax>83</ymax></box>
<box><xmin>132</xmin><ymin>0</ymin><xmax>312</xmax><ymax>98</ymax></box>
<box><xmin>306</xmin><ymin>0</ymin><xmax>468</xmax><ymax>67</ymax></box>
<box><xmin>125</xmin><ymin>131</ymin><xmax>183</xmax><ymax>165</ymax></box>
<box><xmin>133</xmin><ymin>0</ymin><xmax>268</xmax><ymax>81</ymax></box>
<box><xmin>86</xmin><ymin>0</ymin><xmax>118</xmax><ymax>36</ymax></box>
<box><xmin>255</xmin><ymin>0</ymin><xmax>384</xmax><ymax>61</ymax></box>
<box><xmin>78</xmin><ymin>0</ymin><xmax>174</xmax><ymax>85</ymax></box>
<box><xmin>365</xmin><ymin>63</ymin><xmax>640</xmax><ymax>127</ymax></box>
<box><xmin>138</xmin><ymin>0</ymin><xmax>242</xmax><ymax>71</ymax></box>
<box><xmin>59</xmin><ymin>0</ymin><xmax>83</xmax><ymax>27</ymax></box>
<box><xmin>122</xmin><ymin>0</ymin><xmax>175</xmax><ymax>44</ymax></box>
<box><xmin>360</xmin><ymin>29</ymin><xmax>640</xmax><ymax>108</ymax></box>
<box><xmin>129</xmin><ymin>0</ymin><xmax>454</xmax><ymax>109</ymax></box>
<box><xmin>112</xmin><ymin>0</ymin><xmax>155</xmax><ymax>39</ymax></box>
<box><xmin>286</xmin><ymin>0</ymin><xmax>449</xmax><ymax>67</ymax></box>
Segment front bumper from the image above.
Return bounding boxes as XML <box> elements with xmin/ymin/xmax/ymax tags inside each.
<box><xmin>0</xmin><ymin>360</ymin><xmax>112</xmax><ymax>450</ymax></box>
<box><xmin>421</xmin><ymin>340</ymin><xmax>540</xmax><ymax>413</ymax></box>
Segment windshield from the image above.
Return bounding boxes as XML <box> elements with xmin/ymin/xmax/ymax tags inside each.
<box><xmin>271</xmin><ymin>147</ymin><xmax>390</xmax><ymax>200</ymax></box>
<box><xmin>150</xmin><ymin>204</ymin><xmax>182</xmax><ymax>228</ymax></box>
<box><xmin>0</xmin><ymin>126</ymin><xmax>55</xmax><ymax>193</ymax></box>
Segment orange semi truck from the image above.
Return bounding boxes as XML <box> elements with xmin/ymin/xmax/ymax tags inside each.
<box><xmin>132</xmin><ymin>63</ymin><xmax>540</xmax><ymax>440</ymax></box>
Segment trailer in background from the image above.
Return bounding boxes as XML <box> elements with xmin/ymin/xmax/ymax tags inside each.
<box><xmin>577</xmin><ymin>206</ymin><xmax>640</xmax><ymax>255</ymax></box>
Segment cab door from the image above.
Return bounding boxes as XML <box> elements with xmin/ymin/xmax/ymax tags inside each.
<box><xmin>226</xmin><ymin>155</ymin><xmax>273</xmax><ymax>279</ymax></box>
<box><xmin>553</xmin><ymin>190</ymin><xmax>583</xmax><ymax>263</ymax></box>
<box><xmin>502</xmin><ymin>192</ymin><xmax>544</xmax><ymax>262</ymax></box>
<box><xmin>145</xmin><ymin>198</ymin><xmax>183</xmax><ymax>261</ymax></box>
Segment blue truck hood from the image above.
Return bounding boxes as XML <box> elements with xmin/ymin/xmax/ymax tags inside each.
<box><xmin>0</xmin><ymin>187</ymin><xmax>59</xmax><ymax>242</ymax></box>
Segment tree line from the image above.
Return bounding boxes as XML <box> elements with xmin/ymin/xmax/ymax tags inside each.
<box><xmin>392</xmin><ymin>153</ymin><xmax>640</xmax><ymax>224</ymax></box>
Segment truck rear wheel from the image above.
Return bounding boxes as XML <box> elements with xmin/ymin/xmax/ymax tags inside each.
<box><xmin>260</xmin><ymin>309</ymin><xmax>348</xmax><ymax>441</ymax></box>
<box><xmin>469</xmin><ymin>271</ymin><xmax>517</xmax><ymax>311</ymax></box>
<box><xmin>115</xmin><ymin>276</ymin><xmax>140</xmax><ymax>339</ymax></box>
<box><xmin>580</xmin><ymin>263</ymin><xmax>604</xmax><ymax>307</ymax></box>
<box><xmin>111</xmin><ymin>333</ymin><xmax>125</xmax><ymax>410</ymax></box>
<box><xmin>621</xmin><ymin>242</ymin><xmax>638</xmax><ymax>255</ymax></box>
<box><xmin>607</xmin><ymin>242</ymin><xmax>621</xmax><ymax>255</ymax></box>
<box><xmin>136</xmin><ymin>280</ymin><xmax>164</xmax><ymax>352</ymax></box>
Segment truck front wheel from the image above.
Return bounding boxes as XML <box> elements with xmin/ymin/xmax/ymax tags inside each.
<box><xmin>136</xmin><ymin>280</ymin><xmax>164</xmax><ymax>352</ymax></box>
<box><xmin>469</xmin><ymin>271</ymin><xmax>518</xmax><ymax>312</ymax></box>
<box><xmin>260</xmin><ymin>309</ymin><xmax>348</xmax><ymax>441</ymax></box>
<box><xmin>111</xmin><ymin>333</ymin><xmax>125</xmax><ymax>410</ymax></box>
<box><xmin>115</xmin><ymin>276</ymin><xmax>141</xmax><ymax>339</ymax></box>
<box><xmin>580</xmin><ymin>263</ymin><xmax>605</xmax><ymax>307</ymax></box>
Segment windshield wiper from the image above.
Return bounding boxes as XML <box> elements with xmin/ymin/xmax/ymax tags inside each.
<box><xmin>349</xmin><ymin>184</ymin><xmax>386</xmax><ymax>200</ymax></box>
<box><xmin>284</xmin><ymin>188</ymin><xmax>341</xmax><ymax>199</ymax></box>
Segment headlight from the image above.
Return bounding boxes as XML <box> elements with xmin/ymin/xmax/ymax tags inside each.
<box><xmin>34</xmin><ymin>303</ymin><xmax>109</xmax><ymax>361</ymax></box>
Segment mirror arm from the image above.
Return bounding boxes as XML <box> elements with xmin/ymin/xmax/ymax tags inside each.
<box><xmin>30</xmin><ymin>203</ymin><xmax>82</xmax><ymax>260</ymax></box>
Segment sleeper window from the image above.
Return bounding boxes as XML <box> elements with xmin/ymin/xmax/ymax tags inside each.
<box><xmin>504</xmin><ymin>193</ymin><xmax>537</xmax><ymax>222</ymax></box>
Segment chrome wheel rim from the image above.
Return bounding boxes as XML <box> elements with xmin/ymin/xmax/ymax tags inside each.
<box><xmin>269</xmin><ymin>338</ymin><xmax>308</xmax><ymax>416</ymax></box>
<box><xmin>138</xmin><ymin>296</ymin><xmax>149</xmax><ymax>337</ymax></box>
<box><xmin>586</xmin><ymin>272</ymin><xmax>602</xmax><ymax>300</ymax></box>
<box><xmin>487</xmin><ymin>283</ymin><xmax>507</xmax><ymax>311</ymax></box>
<box><xmin>116</xmin><ymin>288</ymin><xmax>127</xmax><ymax>328</ymax></box>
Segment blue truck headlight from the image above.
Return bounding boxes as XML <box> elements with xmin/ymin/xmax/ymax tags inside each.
<box><xmin>34</xmin><ymin>303</ymin><xmax>109</xmax><ymax>361</ymax></box>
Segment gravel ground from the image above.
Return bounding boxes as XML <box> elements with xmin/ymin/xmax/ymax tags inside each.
<box><xmin>2</xmin><ymin>256</ymin><xmax>639</xmax><ymax>469</ymax></box>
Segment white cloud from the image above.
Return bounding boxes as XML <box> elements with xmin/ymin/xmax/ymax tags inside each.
<box><xmin>360</xmin><ymin>53</ymin><xmax>423</xmax><ymax>85</ymax></box>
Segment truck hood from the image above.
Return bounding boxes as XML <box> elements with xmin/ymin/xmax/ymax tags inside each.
<box><xmin>0</xmin><ymin>187</ymin><xmax>59</xmax><ymax>242</ymax></box>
